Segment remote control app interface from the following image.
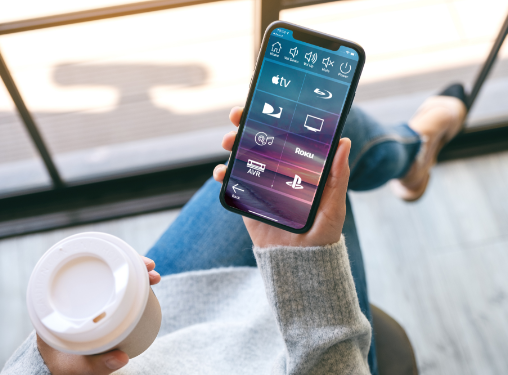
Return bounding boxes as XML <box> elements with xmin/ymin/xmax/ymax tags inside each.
<box><xmin>224</xmin><ymin>27</ymin><xmax>359</xmax><ymax>229</ymax></box>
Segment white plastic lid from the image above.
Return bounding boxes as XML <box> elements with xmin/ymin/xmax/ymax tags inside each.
<box><xmin>27</xmin><ymin>232</ymin><xmax>149</xmax><ymax>355</ymax></box>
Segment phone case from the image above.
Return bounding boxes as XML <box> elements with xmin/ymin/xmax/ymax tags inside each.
<box><xmin>219</xmin><ymin>20</ymin><xmax>365</xmax><ymax>233</ymax></box>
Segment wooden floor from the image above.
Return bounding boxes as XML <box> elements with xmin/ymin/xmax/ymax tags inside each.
<box><xmin>350</xmin><ymin>150</ymin><xmax>508</xmax><ymax>375</ymax></box>
<box><xmin>1</xmin><ymin>150</ymin><xmax>508</xmax><ymax>374</ymax></box>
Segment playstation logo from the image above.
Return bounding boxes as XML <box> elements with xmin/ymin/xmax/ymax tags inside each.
<box><xmin>286</xmin><ymin>174</ymin><xmax>304</xmax><ymax>190</ymax></box>
<box><xmin>322</xmin><ymin>57</ymin><xmax>334</xmax><ymax>68</ymax></box>
<box><xmin>289</xmin><ymin>47</ymin><xmax>298</xmax><ymax>58</ymax></box>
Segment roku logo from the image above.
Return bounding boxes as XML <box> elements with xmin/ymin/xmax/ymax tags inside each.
<box><xmin>295</xmin><ymin>147</ymin><xmax>314</xmax><ymax>159</ymax></box>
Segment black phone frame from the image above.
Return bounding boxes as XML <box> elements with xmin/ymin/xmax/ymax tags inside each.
<box><xmin>219</xmin><ymin>20</ymin><xmax>366</xmax><ymax>233</ymax></box>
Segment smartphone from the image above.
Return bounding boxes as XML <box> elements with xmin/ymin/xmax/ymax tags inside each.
<box><xmin>219</xmin><ymin>21</ymin><xmax>365</xmax><ymax>233</ymax></box>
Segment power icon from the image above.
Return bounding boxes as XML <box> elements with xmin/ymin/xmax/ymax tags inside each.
<box><xmin>340</xmin><ymin>62</ymin><xmax>352</xmax><ymax>74</ymax></box>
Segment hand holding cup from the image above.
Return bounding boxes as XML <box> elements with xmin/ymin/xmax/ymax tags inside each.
<box><xmin>30</xmin><ymin>234</ymin><xmax>162</xmax><ymax>375</ymax></box>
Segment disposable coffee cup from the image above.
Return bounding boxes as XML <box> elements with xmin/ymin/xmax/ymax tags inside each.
<box><xmin>27</xmin><ymin>232</ymin><xmax>162</xmax><ymax>358</ymax></box>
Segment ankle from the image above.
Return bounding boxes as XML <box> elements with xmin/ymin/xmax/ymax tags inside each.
<box><xmin>409</xmin><ymin>96</ymin><xmax>466</xmax><ymax>140</ymax></box>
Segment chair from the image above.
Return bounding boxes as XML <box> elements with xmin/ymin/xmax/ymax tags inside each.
<box><xmin>371</xmin><ymin>305</ymin><xmax>418</xmax><ymax>375</ymax></box>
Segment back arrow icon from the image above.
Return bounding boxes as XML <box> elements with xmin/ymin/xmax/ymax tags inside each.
<box><xmin>232</xmin><ymin>184</ymin><xmax>244</xmax><ymax>194</ymax></box>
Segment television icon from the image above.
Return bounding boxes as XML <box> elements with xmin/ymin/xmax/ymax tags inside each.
<box><xmin>304</xmin><ymin>115</ymin><xmax>324</xmax><ymax>132</ymax></box>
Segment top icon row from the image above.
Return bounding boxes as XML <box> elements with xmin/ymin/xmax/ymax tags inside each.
<box><xmin>271</xmin><ymin>42</ymin><xmax>355</xmax><ymax>57</ymax></box>
<box><xmin>271</xmin><ymin>42</ymin><xmax>351</xmax><ymax>71</ymax></box>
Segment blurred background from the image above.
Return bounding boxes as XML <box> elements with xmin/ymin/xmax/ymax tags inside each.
<box><xmin>1</xmin><ymin>0</ymin><xmax>508</xmax><ymax>373</ymax></box>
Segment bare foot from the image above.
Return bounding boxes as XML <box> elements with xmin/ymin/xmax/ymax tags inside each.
<box><xmin>390</xmin><ymin>95</ymin><xmax>467</xmax><ymax>201</ymax></box>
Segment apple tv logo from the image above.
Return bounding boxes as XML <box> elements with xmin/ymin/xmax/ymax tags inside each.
<box><xmin>272</xmin><ymin>75</ymin><xmax>291</xmax><ymax>88</ymax></box>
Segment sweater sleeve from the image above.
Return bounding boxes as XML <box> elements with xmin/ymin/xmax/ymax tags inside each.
<box><xmin>254</xmin><ymin>236</ymin><xmax>372</xmax><ymax>375</ymax></box>
<box><xmin>0</xmin><ymin>331</ymin><xmax>51</xmax><ymax>375</ymax></box>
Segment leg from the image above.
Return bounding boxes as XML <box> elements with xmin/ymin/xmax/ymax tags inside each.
<box><xmin>145</xmin><ymin>177</ymin><xmax>254</xmax><ymax>276</ymax></box>
<box><xmin>147</xmin><ymin>184</ymin><xmax>380</xmax><ymax>375</ymax></box>
<box><xmin>147</xmin><ymin>105</ymin><xmax>421</xmax><ymax>375</ymax></box>
<box><xmin>343</xmin><ymin>106</ymin><xmax>421</xmax><ymax>191</ymax></box>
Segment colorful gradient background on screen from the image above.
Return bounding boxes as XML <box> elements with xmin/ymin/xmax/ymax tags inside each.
<box><xmin>224</xmin><ymin>27</ymin><xmax>359</xmax><ymax>229</ymax></box>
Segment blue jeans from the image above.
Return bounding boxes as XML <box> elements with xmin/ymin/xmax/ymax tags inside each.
<box><xmin>146</xmin><ymin>106</ymin><xmax>421</xmax><ymax>375</ymax></box>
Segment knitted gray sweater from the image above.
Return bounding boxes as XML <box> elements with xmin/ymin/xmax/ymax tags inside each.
<box><xmin>2</xmin><ymin>237</ymin><xmax>371</xmax><ymax>374</ymax></box>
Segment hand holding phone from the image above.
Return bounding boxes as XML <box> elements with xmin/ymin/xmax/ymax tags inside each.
<box><xmin>214</xmin><ymin>107</ymin><xmax>351</xmax><ymax>248</ymax></box>
<box><xmin>219</xmin><ymin>21</ymin><xmax>364</xmax><ymax>233</ymax></box>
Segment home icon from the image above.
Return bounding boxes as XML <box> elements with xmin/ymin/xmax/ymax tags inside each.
<box><xmin>272</xmin><ymin>42</ymin><xmax>282</xmax><ymax>54</ymax></box>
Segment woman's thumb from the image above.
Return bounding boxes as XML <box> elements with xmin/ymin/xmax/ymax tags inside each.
<box><xmin>325</xmin><ymin>137</ymin><xmax>351</xmax><ymax>197</ymax></box>
<box><xmin>316</xmin><ymin>137</ymin><xmax>351</xmax><ymax>221</ymax></box>
<box><xmin>87</xmin><ymin>350</ymin><xmax>129</xmax><ymax>374</ymax></box>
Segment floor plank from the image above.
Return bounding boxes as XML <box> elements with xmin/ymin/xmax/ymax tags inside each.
<box><xmin>349</xmin><ymin>150</ymin><xmax>508</xmax><ymax>375</ymax></box>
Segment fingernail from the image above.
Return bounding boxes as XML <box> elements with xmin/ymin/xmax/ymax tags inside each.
<box><xmin>150</xmin><ymin>270</ymin><xmax>160</xmax><ymax>278</ymax></box>
<box><xmin>214</xmin><ymin>165</ymin><xmax>226</xmax><ymax>173</ymax></box>
<box><xmin>105</xmin><ymin>357</ymin><xmax>126</xmax><ymax>370</ymax></box>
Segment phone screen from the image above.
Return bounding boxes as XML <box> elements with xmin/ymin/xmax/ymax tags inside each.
<box><xmin>223</xmin><ymin>27</ymin><xmax>360</xmax><ymax>230</ymax></box>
